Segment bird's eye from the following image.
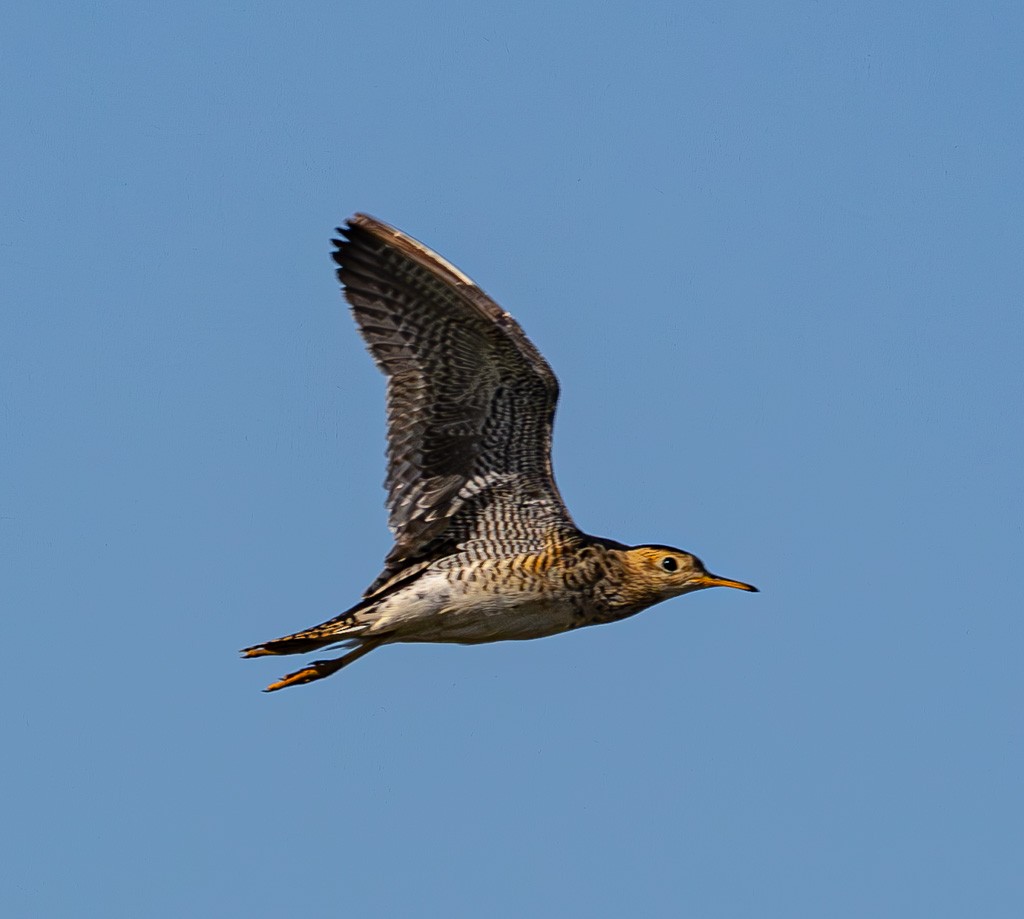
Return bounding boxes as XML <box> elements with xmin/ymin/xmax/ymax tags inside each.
<box><xmin>661</xmin><ymin>557</ymin><xmax>678</xmax><ymax>573</ymax></box>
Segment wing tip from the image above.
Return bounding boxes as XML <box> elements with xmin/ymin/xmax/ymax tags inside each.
<box><xmin>332</xmin><ymin>213</ymin><xmax>393</xmax><ymax>260</ymax></box>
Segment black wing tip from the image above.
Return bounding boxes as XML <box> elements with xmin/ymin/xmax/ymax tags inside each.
<box><xmin>335</xmin><ymin>213</ymin><xmax>388</xmax><ymax>238</ymax></box>
<box><xmin>332</xmin><ymin>213</ymin><xmax>390</xmax><ymax>256</ymax></box>
<box><xmin>332</xmin><ymin>214</ymin><xmax>403</xmax><ymax>284</ymax></box>
<box><xmin>330</xmin><ymin>217</ymin><xmax>362</xmax><ymax>264</ymax></box>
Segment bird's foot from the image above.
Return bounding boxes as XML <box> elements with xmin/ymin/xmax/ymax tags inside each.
<box><xmin>263</xmin><ymin>660</ymin><xmax>340</xmax><ymax>692</ymax></box>
<box><xmin>257</xmin><ymin>640</ymin><xmax>381</xmax><ymax>692</ymax></box>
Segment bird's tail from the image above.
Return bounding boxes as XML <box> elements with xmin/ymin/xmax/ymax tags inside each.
<box><xmin>241</xmin><ymin>594</ymin><xmax>378</xmax><ymax>658</ymax></box>
<box><xmin>241</xmin><ymin>599</ymin><xmax>383</xmax><ymax>691</ymax></box>
<box><xmin>250</xmin><ymin>639</ymin><xmax>382</xmax><ymax>692</ymax></box>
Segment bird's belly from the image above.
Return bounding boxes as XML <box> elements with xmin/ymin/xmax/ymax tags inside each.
<box><xmin>366</xmin><ymin>571</ymin><xmax>581</xmax><ymax>644</ymax></box>
<box><xmin>408</xmin><ymin>598</ymin><xmax>578</xmax><ymax>644</ymax></box>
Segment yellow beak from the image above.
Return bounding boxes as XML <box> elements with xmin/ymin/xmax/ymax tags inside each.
<box><xmin>696</xmin><ymin>574</ymin><xmax>758</xmax><ymax>592</ymax></box>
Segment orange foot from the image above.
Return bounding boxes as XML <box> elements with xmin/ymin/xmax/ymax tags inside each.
<box><xmin>264</xmin><ymin>664</ymin><xmax>328</xmax><ymax>692</ymax></box>
<box><xmin>259</xmin><ymin>641</ymin><xmax>381</xmax><ymax>692</ymax></box>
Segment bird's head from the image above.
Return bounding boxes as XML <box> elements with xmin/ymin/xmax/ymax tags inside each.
<box><xmin>616</xmin><ymin>544</ymin><xmax>758</xmax><ymax>607</ymax></box>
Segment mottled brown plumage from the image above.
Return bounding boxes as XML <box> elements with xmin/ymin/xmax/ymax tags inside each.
<box><xmin>243</xmin><ymin>214</ymin><xmax>756</xmax><ymax>691</ymax></box>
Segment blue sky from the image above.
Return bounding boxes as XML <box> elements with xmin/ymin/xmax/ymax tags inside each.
<box><xmin>3</xmin><ymin>2</ymin><xmax>1022</xmax><ymax>916</ymax></box>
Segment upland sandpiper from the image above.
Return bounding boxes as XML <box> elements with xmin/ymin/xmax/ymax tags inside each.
<box><xmin>243</xmin><ymin>215</ymin><xmax>756</xmax><ymax>691</ymax></box>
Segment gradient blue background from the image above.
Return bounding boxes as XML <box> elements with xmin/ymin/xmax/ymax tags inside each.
<box><xmin>3</xmin><ymin>2</ymin><xmax>1022</xmax><ymax>916</ymax></box>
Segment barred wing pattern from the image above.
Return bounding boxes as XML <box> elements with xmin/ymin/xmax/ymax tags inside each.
<box><xmin>332</xmin><ymin>215</ymin><xmax>578</xmax><ymax>593</ymax></box>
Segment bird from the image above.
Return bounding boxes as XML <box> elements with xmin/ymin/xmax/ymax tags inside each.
<box><xmin>242</xmin><ymin>214</ymin><xmax>757</xmax><ymax>691</ymax></box>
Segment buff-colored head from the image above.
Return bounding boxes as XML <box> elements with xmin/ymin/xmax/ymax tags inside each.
<box><xmin>615</xmin><ymin>544</ymin><xmax>757</xmax><ymax>608</ymax></box>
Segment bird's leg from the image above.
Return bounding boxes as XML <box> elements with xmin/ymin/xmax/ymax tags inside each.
<box><xmin>262</xmin><ymin>640</ymin><xmax>381</xmax><ymax>692</ymax></box>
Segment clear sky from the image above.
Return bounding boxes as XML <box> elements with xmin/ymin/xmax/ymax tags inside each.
<box><xmin>3</xmin><ymin>2</ymin><xmax>1022</xmax><ymax>916</ymax></box>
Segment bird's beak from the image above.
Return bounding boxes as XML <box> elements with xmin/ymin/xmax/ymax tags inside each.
<box><xmin>696</xmin><ymin>574</ymin><xmax>758</xmax><ymax>592</ymax></box>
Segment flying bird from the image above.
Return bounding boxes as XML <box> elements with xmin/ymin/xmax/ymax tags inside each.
<box><xmin>243</xmin><ymin>214</ymin><xmax>757</xmax><ymax>691</ymax></box>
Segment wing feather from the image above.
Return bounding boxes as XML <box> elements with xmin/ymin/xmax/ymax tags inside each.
<box><xmin>332</xmin><ymin>214</ymin><xmax>577</xmax><ymax>590</ymax></box>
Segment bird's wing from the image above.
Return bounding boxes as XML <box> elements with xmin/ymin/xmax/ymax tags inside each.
<box><xmin>332</xmin><ymin>215</ymin><xmax>577</xmax><ymax>589</ymax></box>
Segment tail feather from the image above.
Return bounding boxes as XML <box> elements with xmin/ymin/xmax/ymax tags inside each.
<box><xmin>243</xmin><ymin>593</ymin><xmax>392</xmax><ymax>690</ymax></box>
<box><xmin>241</xmin><ymin>603</ymin><xmax>371</xmax><ymax>659</ymax></box>
<box><xmin>241</xmin><ymin>632</ymin><xmax>356</xmax><ymax>658</ymax></box>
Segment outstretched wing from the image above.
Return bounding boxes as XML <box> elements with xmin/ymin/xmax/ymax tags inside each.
<box><xmin>332</xmin><ymin>214</ymin><xmax>577</xmax><ymax>590</ymax></box>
